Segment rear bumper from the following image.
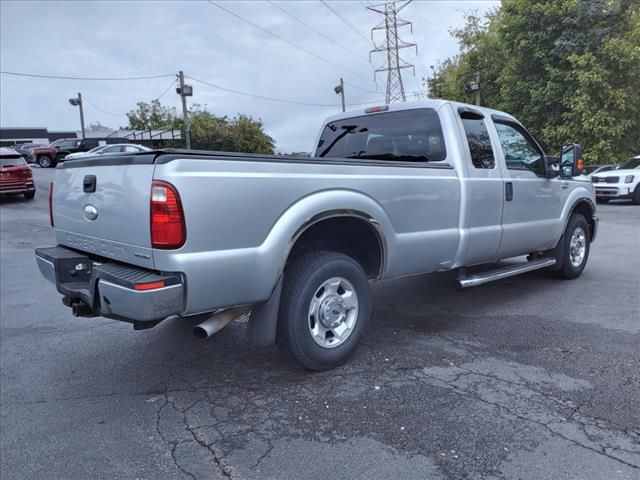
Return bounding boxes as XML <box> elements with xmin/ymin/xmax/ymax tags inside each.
<box><xmin>35</xmin><ymin>246</ymin><xmax>184</xmax><ymax>328</ymax></box>
<box><xmin>0</xmin><ymin>183</ymin><xmax>35</xmax><ymax>194</ymax></box>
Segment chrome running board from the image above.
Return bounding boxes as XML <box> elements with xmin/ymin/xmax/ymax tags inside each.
<box><xmin>458</xmin><ymin>258</ymin><xmax>557</xmax><ymax>288</ymax></box>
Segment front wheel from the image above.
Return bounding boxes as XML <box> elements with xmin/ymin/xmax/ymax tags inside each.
<box><xmin>556</xmin><ymin>213</ymin><xmax>590</xmax><ymax>279</ymax></box>
<box><xmin>632</xmin><ymin>185</ymin><xmax>640</xmax><ymax>205</ymax></box>
<box><xmin>277</xmin><ymin>251</ymin><xmax>372</xmax><ymax>371</ymax></box>
<box><xmin>37</xmin><ymin>155</ymin><xmax>53</xmax><ymax>168</ymax></box>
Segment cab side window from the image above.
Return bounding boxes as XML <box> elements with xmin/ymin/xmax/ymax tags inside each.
<box><xmin>461</xmin><ymin>117</ymin><xmax>495</xmax><ymax>169</ymax></box>
<box><xmin>494</xmin><ymin>122</ymin><xmax>544</xmax><ymax>176</ymax></box>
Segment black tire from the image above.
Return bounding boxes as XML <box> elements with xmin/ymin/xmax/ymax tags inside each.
<box><xmin>632</xmin><ymin>185</ymin><xmax>640</xmax><ymax>205</ymax></box>
<box><xmin>277</xmin><ymin>250</ymin><xmax>372</xmax><ymax>371</ymax></box>
<box><xmin>37</xmin><ymin>155</ymin><xmax>53</xmax><ymax>168</ymax></box>
<box><xmin>596</xmin><ymin>198</ymin><xmax>609</xmax><ymax>204</ymax></box>
<box><xmin>24</xmin><ymin>191</ymin><xmax>35</xmax><ymax>200</ymax></box>
<box><xmin>555</xmin><ymin>214</ymin><xmax>590</xmax><ymax>279</ymax></box>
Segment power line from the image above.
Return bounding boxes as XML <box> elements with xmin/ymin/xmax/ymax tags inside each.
<box><xmin>320</xmin><ymin>0</ymin><xmax>371</xmax><ymax>44</ymax></box>
<box><xmin>206</xmin><ymin>1</ymin><xmax>375</xmax><ymax>85</ymax></box>
<box><xmin>0</xmin><ymin>70</ymin><xmax>175</xmax><ymax>81</ymax></box>
<box><xmin>411</xmin><ymin>0</ymin><xmax>430</xmax><ymax>81</ymax></box>
<box><xmin>343</xmin><ymin>80</ymin><xmax>380</xmax><ymax>94</ymax></box>
<box><xmin>70</xmin><ymin>78</ymin><xmax>178</xmax><ymax>118</ymax></box>
<box><xmin>187</xmin><ymin>75</ymin><xmax>386</xmax><ymax>107</ymax></box>
<box><xmin>154</xmin><ymin>78</ymin><xmax>178</xmax><ymax>101</ymax></box>
<box><xmin>82</xmin><ymin>96</ymin><xmax>127</xmax><ymax>117</ymax></box>
<box><xmin>267</xmin><ymin>1</ymin><xmax>370</xmax><ymax>64</ymax></box>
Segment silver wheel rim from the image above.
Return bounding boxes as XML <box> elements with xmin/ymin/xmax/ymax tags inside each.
<box><xmin>569</xmin><ymin>226</ymin><xmax>586</xmax><ymax>268</ymax></box>
<box><xmin>39</xmin><ymin>157</ymin><xmax>50</xmax><ymax>167</ymax></box>
<box><xmin>308</xmin><ymin>276</ymin><xmax>359</xmax><ymax>349</ymax></box>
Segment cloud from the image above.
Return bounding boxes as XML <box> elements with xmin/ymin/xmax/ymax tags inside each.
<box><xmin>0</xmin><ymin>0</ymin><xmax>496</xmax><ymax>152</ymax></box>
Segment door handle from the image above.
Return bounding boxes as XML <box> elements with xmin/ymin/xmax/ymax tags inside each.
<box><xmin>560</xmin><ymin>181</ymin><xmax>570</xmax><ymax>189</ymax></box>
<box><xmin>505</xmin><ymin>182</ymin><xmax>513</xmax><ymax>201</ymax></box>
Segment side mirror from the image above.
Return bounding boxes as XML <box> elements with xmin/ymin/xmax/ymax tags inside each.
<box><xmin>544</xmin><ymin>155</ymin><xmax>560</xmax><ymax>177</ymax></box>
<box><xmin>559</xmin><ymin>144</ymin><xmax>584</xmax><ymax>178</ymax></box>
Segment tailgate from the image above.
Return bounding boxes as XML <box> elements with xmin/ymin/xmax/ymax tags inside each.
<box><xmin>52</xmin><ymin>154</ymin><xmax>157</xmax><ymax>269</ymax></box>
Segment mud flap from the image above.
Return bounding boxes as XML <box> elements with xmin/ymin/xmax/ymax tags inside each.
<box><xmin>247</xmin><ymin>276</ymin><xmax>283</xmax><ymax>347</ymax></box>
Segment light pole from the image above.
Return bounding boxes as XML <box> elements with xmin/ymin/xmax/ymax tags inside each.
<box><xmin>68</xmin><ymin>93</ymin><xmax>85</xmax><ymax>140</ymax></box>
<box><xmin>334</xmin><ymin>77</ymin><xmax>345</xmax><ymax>112</ymax></box>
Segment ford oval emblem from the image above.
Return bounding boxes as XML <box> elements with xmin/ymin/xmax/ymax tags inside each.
<box><xmin>83</xmin><ymin>204</ymin><xmax>98</xmax><ymax>221</ymax></box>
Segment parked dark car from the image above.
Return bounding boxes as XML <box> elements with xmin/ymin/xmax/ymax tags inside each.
<box><xmin>29</xmin><ymin>137</ymin><xmax>132</xmax><ymax>168</ymax></box>
<box><xmin>0</xmin><ymin>147</ymin><xmax>35</xmax><ymax>199</ymax></box>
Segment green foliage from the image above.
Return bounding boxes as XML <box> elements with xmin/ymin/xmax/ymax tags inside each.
<box><xmin>426</xmin><ymin>0</ymin><xmax>640</xmax><ymax>164</ymax></box>
<box><xmin>126</xmin><ymin>102</ymin><xmax>274</xmax><ymax>154</ymax></box>
<box><xmin>126</xmin><ymin>99</ymin><xmax>180</xmax><ymax>130</ymax></box>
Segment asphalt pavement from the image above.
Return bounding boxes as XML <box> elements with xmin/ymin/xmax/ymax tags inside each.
<box><xmin>1</xmin><ymin>167</ymin><xmax>639</xmax><ymax>480</ymax></box>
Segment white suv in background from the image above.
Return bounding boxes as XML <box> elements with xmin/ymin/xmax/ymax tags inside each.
<box><xmin>592</xmin><ymin>156</ymin><xmax>640</xmax><ymax>204</ymax></box>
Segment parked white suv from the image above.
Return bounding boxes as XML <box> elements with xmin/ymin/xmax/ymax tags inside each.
<box><xmin>592</xmin><ymin>156</ymin><xmax>640</xmax><ymax>204</ymax></box>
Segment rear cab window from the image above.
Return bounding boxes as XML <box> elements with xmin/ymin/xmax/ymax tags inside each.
<box><xmin>316</xmin><ymin>108</ymin><xmax>447</xmax><ymax>162</ymax></box>
<box><xmin>459</xmin><ymin>114</ymin><xmax>495</xmax><ymax>169</ymax></box>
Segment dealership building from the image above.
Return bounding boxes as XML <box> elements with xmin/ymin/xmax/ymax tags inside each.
<box><xmin>0</xmin><ymin>128</ymin><xmax>77</xmax><ymax>147</ymax></box>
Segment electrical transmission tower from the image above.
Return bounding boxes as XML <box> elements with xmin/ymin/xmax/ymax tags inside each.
<box><xmin>368</xmin><ymin>1</ymin><xmax>416</xmax><ymax>104</ymax></box>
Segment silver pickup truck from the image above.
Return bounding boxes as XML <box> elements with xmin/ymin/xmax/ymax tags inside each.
<box><xmin>36</xmin><ymin>100</ymin><xmax>597</xmax><ymax>370</ymax></box>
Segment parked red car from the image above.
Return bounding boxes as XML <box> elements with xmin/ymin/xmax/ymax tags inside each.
<box><xmin>0</xmin><ymin>147</ymin><xmax>36</xmax><ymax>199</ymax></box>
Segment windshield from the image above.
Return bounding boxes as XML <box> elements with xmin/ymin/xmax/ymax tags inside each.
<box><xmin>618</xmin><ymin>157</ymin><xmax>640</xmax><ymax>170</ymax></box>
<box><xmin>316</xmin><ymin>108</ymin><xmax>447</xmax><ymax>162</ymax></box>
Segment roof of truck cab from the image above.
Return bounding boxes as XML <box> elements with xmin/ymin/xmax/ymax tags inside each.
<box><xmin>322</xmin><ymin>99</ymin><xmax>518</xmax><ymax>124</ymax></box>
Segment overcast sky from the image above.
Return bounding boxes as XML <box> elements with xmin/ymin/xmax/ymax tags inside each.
<box><xmin>0</xmin><ymin>0</ymin><xmax>497</xmax><ymax>152</ymax></box>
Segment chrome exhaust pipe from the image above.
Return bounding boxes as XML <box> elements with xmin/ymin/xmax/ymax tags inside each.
<box><xmin>193</xmin><ymin>307</ymin><xmax>250</xmax><ymax>339</ymax></box>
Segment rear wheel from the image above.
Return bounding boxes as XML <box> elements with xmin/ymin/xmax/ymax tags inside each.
<box><xmin>37</xmin><ymin>155</ymin><xmax>53</xmax><ymax>168</ymax></box>
<box><xmin>555</xmin><ymin>213</ymin><xmax>590</xmax><ymax>279</ymax></box>
<box><xmin>24</xmin><ymin>191</ymin><xmax>35</xmax><ymax>200</ymax></box>
<box><xmin>277</xmin><ymin>250</ymin><xmax>371</xmax><ymax>371</ymax></box>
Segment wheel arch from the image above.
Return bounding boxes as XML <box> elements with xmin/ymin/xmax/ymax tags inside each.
<box><xmin>284</xmin><ymin>210</ymin><xmax>387</xmax><ymax>279</ymax></box>
<box><xmin>565</xmin><ymin>197</ymin><xmax>597</xmax><ymax>241</ymax></box>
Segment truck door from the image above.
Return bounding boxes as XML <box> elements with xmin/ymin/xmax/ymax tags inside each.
<box><xmin>491</xmin><ymin>117</ymin><xmax>562</xmax><ymax>258</ymax></box>
<box><xmin>457</xmin><ymin>108</ymin><xmax>504</xmax><ymax>265</ymax></box>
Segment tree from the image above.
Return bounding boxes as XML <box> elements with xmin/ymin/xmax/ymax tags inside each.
<box><xmin>125</xmin><ymin>99</ymin><xmax>180</xmax><ymax>130</ymax></box>
<box><xmin>86</xmin><ymin>121</ymin><xmax>113</xmax><ymax>133</ymax></box>
<box><xmin>126</xmin><ymin>101</ymin><xmax>275</xmax><ymax>154</ymax></box>
<box><xmin>426</xmin><ymin>0</ymin><xmax>640</xmax><ymax>163</ymax></box>
<box><xmin>227</xmin><ymin>114</ymin><xmax>274</xmax><ymax>154</ymax></box>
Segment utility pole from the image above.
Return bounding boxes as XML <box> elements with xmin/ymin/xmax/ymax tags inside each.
<box><xmin>177</xmin><ymin>71</ymin><xmax>193</xmax><ymax>149</ymax></box>
<box><xmin>368</xmin><ymin>1</ymin><xmax>416</xmax><ymax>104</ymax></box>
<box><xmin>465</xmin><ymin>72</ymin><xmax>481</xmax><ymax>106</ymax></box>
<box><xmin>334</xmin><ymin>77</ymin><xmax>345</xmax><ymax>112</ymax></box>
<box><xmin>68</xmin><ymin>93</ymin><xmax>85</xmax><ymax>140</ymax></box>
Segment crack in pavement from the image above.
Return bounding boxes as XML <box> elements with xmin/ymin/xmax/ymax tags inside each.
<box><xmin>418</xmin><ymin>369</ymin><xmax>640</xmax><ymax>470</ymax></box>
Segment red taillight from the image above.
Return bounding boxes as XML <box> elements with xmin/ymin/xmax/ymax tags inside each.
<box><xmin>150</xmin><ymin>180</ymin><xmax>185</xmax><ymax>249</ymax></box>
<box><xmin>48</xmin><ymin>182</ymin><xmax>54</xmax><ymax>227</ymax></box>
<box><xmin>134</xmin><ymin>281</ymin><xmax>166</xmax><ymax>291</ymax></box>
